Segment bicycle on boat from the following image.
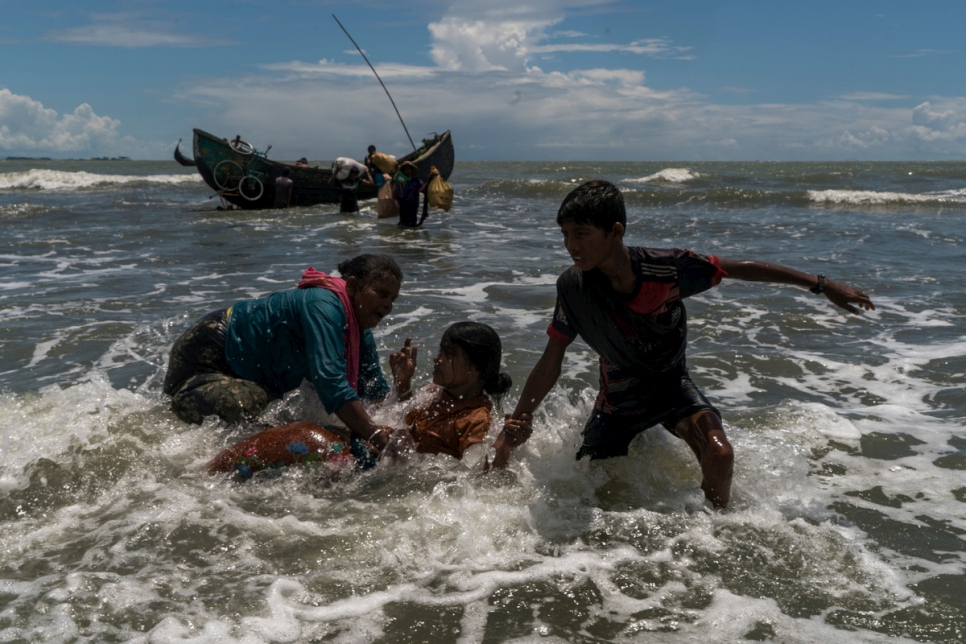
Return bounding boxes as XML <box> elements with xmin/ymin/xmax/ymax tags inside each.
<box><xmin>212</xmin><ymin>136</ymin><xmax>273</xmax><ymax>202</ymax></box>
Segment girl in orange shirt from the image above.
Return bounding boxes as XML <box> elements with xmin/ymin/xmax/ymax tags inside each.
<box><xmin>207</xmin><ymin>322</ymin><xmax>532</xmax><ymax>478</ymax></box>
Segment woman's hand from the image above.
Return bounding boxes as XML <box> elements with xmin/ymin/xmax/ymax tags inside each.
<box><xmin>389</xmin><ymin>337</ymin><xmax>418</xmax><ymax>398</ymax></box>
<box><xmin>364</xmin><ymin>425</ymin><xmax>396</xmax><ymax>457</ymax></box>
<box><xmin>366</xmin><ymin>427</ymin><xmax>415</xmax><ymax>461</ymax></box>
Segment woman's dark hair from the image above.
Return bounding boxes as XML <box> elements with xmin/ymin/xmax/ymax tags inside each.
<box><xmin>440</xmin><ymin>322</ymin><xmax>512</xmax><ymax>398</ymax></box>
<box><xmin>556</xmin><ymin>179</ymin><xmax>625</xmax><ymax>230</ymax></box>
<box><xmin>337</xmin><ymin>254</ymin><xmax>402</xmax><ymax>286</ymax></box>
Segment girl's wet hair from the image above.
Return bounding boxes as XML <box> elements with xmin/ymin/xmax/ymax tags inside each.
<box><xmin>337</xmin><ymin>254</ymin><xmax>402</xmax><ymax>286</ymax></box>
<box><xmin>440</xmin><ymin>322</ymin><xmax>512</xmax><ymax>398</ymax></box>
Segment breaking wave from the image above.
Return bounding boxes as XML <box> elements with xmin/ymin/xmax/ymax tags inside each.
<box><xmin>808</xmin><ymin>188</ymin><xmax>966</xmax><ymax>206</ymax></box>
<box><xmin>627</xmin><ymin>167</ymin><xmax>701</xmax><ymax>183</ymax></box>
<box><xmin>0</xmin><ymin>169</ymin><xmax>202</xmax><ymax>191</ymax></box>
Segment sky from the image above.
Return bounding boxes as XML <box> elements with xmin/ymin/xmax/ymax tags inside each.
<box><xmin>1</xmin><ymin>0</ymin><xmax>964</xmax><ymax>162</ymax></box>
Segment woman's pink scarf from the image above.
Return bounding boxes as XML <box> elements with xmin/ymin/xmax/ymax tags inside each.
<box><xmin>298</xmin><ymin>267</ymin><xmax>360</xmax><ymax>392</ymax></box>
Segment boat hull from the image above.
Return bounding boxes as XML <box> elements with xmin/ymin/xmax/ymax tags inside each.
<box><xmin>191</xmin><ymin>129</ymin><xmax>454</xmax><ymax>210</ymax></box>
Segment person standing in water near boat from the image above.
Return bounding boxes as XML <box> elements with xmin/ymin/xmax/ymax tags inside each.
<box><xmin>274</xmin><ymin>168</ymin><xmax>293</xmax><ymax>208</ymax></box>
<box><xmin>207</xmin><ymin>322</ymin><xmax>532</xmax><ymax>477</ymax></box>
<box><xmin>394</xmin><ymin>160</ymin><xmax>429</xmax><ymax>228</ymax></box>
<box><xmin>163</xmin><ymin>254</ymin><xmax>406</xmax><ymax>458</ymax></box>
<box><xmin>329</xmin><ymin>157</ymin><xmax>373</xmax><ymax>215</ymax></box>
<box><xmin>494</xmin><ymin>179</ymin><xmax>876</xmax><ymax>508</ymax></box>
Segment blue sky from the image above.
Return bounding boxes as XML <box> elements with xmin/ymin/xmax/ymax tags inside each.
<box><xmin>1</xmin><ymin>0</ymin><xmax>963</xmax><ymax>161</ymax></box>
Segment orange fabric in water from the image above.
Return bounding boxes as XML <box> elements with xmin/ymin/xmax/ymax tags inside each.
<box><xmin>405</xmin><ymin>386</ymin><xmax>493</xmax><ymax>459</ymax></box>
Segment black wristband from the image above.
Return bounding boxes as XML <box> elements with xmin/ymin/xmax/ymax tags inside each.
<box><xmin>810</xmin><ymin>274</ymin><xmax>826</xmax><ymax>294</ymax></box>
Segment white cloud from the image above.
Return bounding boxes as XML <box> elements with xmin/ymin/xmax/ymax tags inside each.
<box><xmin>909</xmin><ymin>101</ymin><xmax>966</xmax><ymax>143</ymax></box>
<box><xmin>429</xmin><ymin>17</ymin><xmax>552</xmax><ymax>71</ymax></box>
<box><xmin>175</xmin><ymin>56</ymin><xmax>966</xmax><ymax>161</ymax></box>
<box><xmin>838</xmin><ymin>92</ymin><xmax>910</xmax><ymax>101</ymax></box>
<box><xmin>532</xmin><ymin>38</ymin><xmax>693</xmax><ymax>59</ymax></box>
<box><xmin>0</xmin><ymin>88</ymin><xmax>123</xmax><ymax>153</ymax></box>
<box><xmin>44</xmin><ymin>13</ymin><xmax>233</xmax><ymax>48</ymax></box>
<box><xmin>891</xmin><ymin>49</ymin><xmax>954</xmax><ymax>59</ymax></box>
<box><xmin>40</xmin><ymin>2</ymin><xmax>962</xmax><ymax>161</ymax></box>
<box><xmin>427</xmin><ymin>1</ymin><xmax>692</xmax><ymax>72</ymax></box>
<box><xmin>259</xmin><ymin>59</ymin><xmax>438</xmax><ymax>79</ymax></box>
<box><xmin>912</xmin><ymin>101</ymin><xmax>959</xmax><ymax>131</ymax></box>
<box><xmin>815</xmin><ymin>126</ymin><xmax>892</xmax><ymax>150</ymax></box>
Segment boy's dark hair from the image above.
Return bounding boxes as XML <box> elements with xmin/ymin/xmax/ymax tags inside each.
<box><xmin>337</xmin><ymin>254</ymin><xmax>402</xmax><ymax>286</ymax></box>
<box><xmin>440</xmin><ymin>322</ymin><xmax>512</xmax><ymax>398</ymax></box>
<box><xmin>556</xmin><ymin>179</ymin><xmax>625</xmax><ymax>230</ymax></box>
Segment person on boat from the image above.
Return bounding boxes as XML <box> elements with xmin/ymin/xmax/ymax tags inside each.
<box><xmin>393</xmin><ymin>161</ymin><xmax>429</xmax><ymax>228</ymax></box>
<box><xmin>206</xmin><ymin>321</ymin><xmax>532</xmax><ymax>478</ymax></box>
<box><xmin>493</xmin><ymin>179</ymin><xmax>876</xmax><ymax>509</ymax></box>
<box><xmin>329</xmin><ymin>157</ymin><xmax>373</xmax><ymax>215</ymax></box>
<box><xmin>274</xmin><ymin>168</ymin><xmax>293</xmax><ymax>208</ymax></box>
<box><xmin>294</xmin><ymin>157</ymin><xmax>310</xmax><ymax>167</ymax></box>
<box><xmin>163</xmin><ymin>254</ymin><xmax>406</xmax><ymax>457</ymax></box>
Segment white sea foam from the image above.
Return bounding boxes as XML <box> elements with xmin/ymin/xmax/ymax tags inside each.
<box><xmin>627</xmin><ymin>168</ymin><xmax>700</xmax><ymax>184</ymax></box>
<box><xmin>0</xmin><ymin>169</ymin><xmax>202</xmax><ymax>191</ymax></box>
<box><xmin>2</xmin><ymin>159</ymin><xmax>962</xmax><ymax>641</ymax></box>
<box><xmin>0</xmin><ymin>335</ymin><xmax>946</xmax><ymax>643</ymax></box>
<box><xmin>808</xmin><ymin>188</ymin><xmax>966</xmax><ymax>205</ymax></box>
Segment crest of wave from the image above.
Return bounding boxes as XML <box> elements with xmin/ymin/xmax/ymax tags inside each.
<box><xmin>627</xmin><ymin>168</ymin><xmax>699</xmax><ymax>184</ymax></box>
<box><xmin>808</xmin><ymin>188</ymin><xmax>966</xmax><ymax>205</ymax></box>
<box><xmin>0</xmin><ymin>169</ymin><xmax>202</xmax><ymax>191</ymax></box>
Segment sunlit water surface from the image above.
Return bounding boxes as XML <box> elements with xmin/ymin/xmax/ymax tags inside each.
<box><xmin>0</xmin><ymin>159</ymin><xmax>964</xmax><ymax>642</ymax></box>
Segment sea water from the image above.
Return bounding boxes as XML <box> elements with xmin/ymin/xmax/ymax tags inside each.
<box><xmin>0</xmin><ymin>158</ymin><xmax>964</xmax><ymax>642</ymax></box>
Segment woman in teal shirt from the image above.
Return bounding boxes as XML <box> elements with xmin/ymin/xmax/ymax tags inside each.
<box><xmin>163</xmin><ymin>254</ymin><xmax>408</xmax><ymax>456</ymax></box>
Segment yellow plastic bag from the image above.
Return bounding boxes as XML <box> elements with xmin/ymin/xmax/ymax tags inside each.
<box><xmin>426</xmin><ymin>166</ymin><xmax>453</xmax><ymax>212</ymax></box>
<box><xmin>376</xmin><ymin>180</ymin><xmax>399</xmax><ymax>219</ymax></box>
<box><xmin>370</xmin><ymin>152</ymin><xmax>397</xmax><ymax>175</ymax></box>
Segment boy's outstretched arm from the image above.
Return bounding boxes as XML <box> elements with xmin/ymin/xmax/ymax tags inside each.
<box><xmin>717</xmin><ymin>258</ymin><xmax>875</xmax><ymax>315</ymax></box>
<box><xmin>488</xmin><ymin>338</ymin><xmax>567</xmax><ymax>464</ymax></box>
<box><xmin>512</xmin><ymin>338</ymin><xmax>567</xmax><ymax>421</ymax></box>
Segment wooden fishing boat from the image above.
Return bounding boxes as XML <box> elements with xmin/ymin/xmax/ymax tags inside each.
<box><xmin>188</xmin><ymin>128</ymin><xmax>454</xmax><ymax>210</ymax></box>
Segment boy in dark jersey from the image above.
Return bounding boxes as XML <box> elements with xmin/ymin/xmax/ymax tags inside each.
<box><xmin>496</xmin><ymin>179</ymin><xmax>875</xmax><ymax>508</ymax></box>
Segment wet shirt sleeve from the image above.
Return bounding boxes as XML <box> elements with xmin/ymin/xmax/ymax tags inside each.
<box><xmin>455</xmin><ymin>407</ymin><xmax>493</xmax><ymax>457</ymax></box>
<box><xmin>670</xmin><ymin>249</ymin><xmax>727</xmax><ymax>298</ymax></box>
<box><xmin>547</xmin><ymin>283</ymin><xmax>578</xmax><ymax>347</ymax></box>
<box><xmin>299</xmin><ymin>294</ymin><xmax>360</xmax><ymax>414</ymax></box>
<box><xmin>358</xmin><ymin>330</ymin><xmax>390</xmax><ymax>401</ymax></box>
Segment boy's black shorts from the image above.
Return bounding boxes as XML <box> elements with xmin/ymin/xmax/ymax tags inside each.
<box><xmin>576</xmin><ymin>368</ymin><xmax>720</xmax><ymax>460</ymax></box>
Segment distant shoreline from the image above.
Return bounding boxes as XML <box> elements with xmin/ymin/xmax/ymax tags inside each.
<box><xmin>4</xmin><ymin>156</ymin><xmax>131</xmax><ymax>161</ymax></box>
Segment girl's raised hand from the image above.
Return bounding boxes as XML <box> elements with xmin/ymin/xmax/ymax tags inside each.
<box><xmin>389</xmin><ymin>337</ymin><xmax>418</xmax><ymax>396</ymax></box>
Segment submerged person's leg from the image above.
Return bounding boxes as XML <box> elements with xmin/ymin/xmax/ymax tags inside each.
<box><xmin>169</xmin><ymin>372</ymin><xmax>274</xmax><ymax>424</ymax></box>
<box><xmin>164</xmin><ymin>308</ymin><xmax>275</xmax><ymax>424</ymax></box>
<box><xmin>163</xmin><ymin>309</ymin><xmax>229</xmax><ymax>396</ymax></box>
<box><xmin>672</xmin><ymin>410</ymin><xmax>733</xmax><ymax>508</ymax></box>
<box><xmin>339</xmin><ymin>189</ymin><xmax>359</xmax><ymax>214</ymax></box>
<box><xmin>577</xmin><ymin>362</ymin><xmax>733</xmax><ymax>507</ymax></box>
